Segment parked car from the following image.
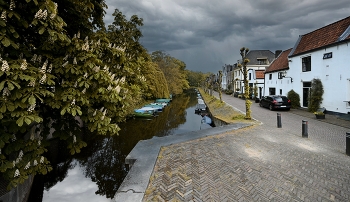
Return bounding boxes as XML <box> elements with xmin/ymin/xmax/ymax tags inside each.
<box><xmin>259</xmin><ymin>95</ymin><xmax>291</xmax><ymax>111</ymax></box>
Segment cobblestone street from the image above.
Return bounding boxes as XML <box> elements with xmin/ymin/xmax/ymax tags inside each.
<box><xmin>142</xmin><ymin>93</ymin><xmax>350</xmax><ymax>201</ymax></box>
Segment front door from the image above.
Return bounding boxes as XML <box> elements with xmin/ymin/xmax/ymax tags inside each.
<box><xmin>303</xmin><ymin>82</ymin><xmax>311</xmax><ymax>107</ymax></box>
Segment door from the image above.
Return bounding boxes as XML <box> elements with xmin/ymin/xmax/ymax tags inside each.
<box><xmin>303</xmin><ymin>82</ymin><xmax>311</xmax><ymax>107</ymax></box>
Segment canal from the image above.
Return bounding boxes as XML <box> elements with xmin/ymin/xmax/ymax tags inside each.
<box><xmin>28</xmin><ymin>89</ymin><xmax>212</xmax><ymax>202</ymax></box>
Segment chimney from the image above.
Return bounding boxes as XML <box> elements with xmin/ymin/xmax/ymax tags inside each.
<box><xmin>275</xmin><ymin>50</ymin><xmax>282</xmax><ymax>58</ymax></box>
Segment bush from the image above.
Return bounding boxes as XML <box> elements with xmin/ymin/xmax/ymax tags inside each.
<box><xmin>287</xmin><ymin>90</ymin><xmax>301</xmax><ymax>109</ymax></box>
<box><xmin>308</xmin><ymin>78</ymin><xmax>324</xmax><ymax>112</ymax></box>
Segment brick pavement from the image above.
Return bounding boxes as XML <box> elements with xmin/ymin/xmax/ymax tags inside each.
<box><xmin>143</xmin><ymin>125</ymin><xmax>350</xmax><ymax>202</ymax></box>
<box><xmin>142</xmin><ymin>92</ymin><xmax>350</xmax><ymax>202</ymax></box>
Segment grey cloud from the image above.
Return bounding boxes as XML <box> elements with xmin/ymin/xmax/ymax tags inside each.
<box><xmin>104</xmin><ymin>0</ymin><xmax>350</xmax><ymax>73</ymax></box>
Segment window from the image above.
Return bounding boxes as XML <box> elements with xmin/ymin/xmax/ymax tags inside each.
<box><xmin>302</xmin><ymin>56</ymin><xmax>311</xmax><ymax>72</ymax></box>
<box><xmin>269</xmin><ymin>74</ymin><xmax>272</xmax><ymax>80</ymax></box>
<box><xmin>278</xmin><ymin>72</ymin><xmax>283</xmax><ymax>79</ymax></box>
<box><xmin>323</xmin><ymin>52</ymin><xmax>332</xmax><ymax>59</ymax></box>
<box><xmin>249</xmin><ymin>73</ymin><xmax>251</xmax><ymax>80</ymax></box>
<box><xmin>269</xmin><ymin>88</ymin><xmax>275</xmax><ymax>95</ymax></box>
<box><xmin>280</xmin><ymin>89</ymin><xmax>282</xmax><ymax>95</ymax></box>
<box><xmin>257</xmin><ymin>58</ymin><xmax>267</xmax><ymax>65</ymax></box>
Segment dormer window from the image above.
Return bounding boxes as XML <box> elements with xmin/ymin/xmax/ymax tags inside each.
<box><xmin>257</xmin><ymin>58</ymin><xmax>268</xmax><ymax>65</ymax></box>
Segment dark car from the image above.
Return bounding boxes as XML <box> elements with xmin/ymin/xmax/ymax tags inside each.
<box><xmin>259</xmin><ymin>95</ymin><xmax>291</xmax><ymax>111</ymax></box>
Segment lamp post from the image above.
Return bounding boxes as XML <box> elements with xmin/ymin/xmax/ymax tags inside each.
<box><xmin>281</xmin><ymin>71</ymin><xmax>293</xmax><ymax>83</ymax></box>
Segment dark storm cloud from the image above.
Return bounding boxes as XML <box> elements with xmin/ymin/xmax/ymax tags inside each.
<box><xmin>104</xmin><ymin>0</ymin><xmax>350</xmax><ymax>73</ymax></box>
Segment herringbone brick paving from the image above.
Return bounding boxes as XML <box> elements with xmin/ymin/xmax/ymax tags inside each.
<box><xmin>143</xmin><ymin>126</ymin><xmax>350</xmax><ymax>202</ymax></box>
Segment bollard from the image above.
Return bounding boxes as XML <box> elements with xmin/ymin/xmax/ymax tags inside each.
<box><xmin>302</xmin><ymin>120</ymin><xmax>308</xmax><ymax>138</ymax></box>
<box><xmin>346</xmin><ymin>132</ymin><xmax>350</xmax><ymax>156</ymax></box>
<box><xmin>277</xmin><ymin>113</ymin><xmax>282</xmax><ymax>128</ymax></box>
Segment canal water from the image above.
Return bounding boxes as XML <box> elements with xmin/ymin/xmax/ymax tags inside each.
<box><xmin>28</xmin><ymin>89</ymin><xmax>212</xmax><ymax>202</ymax></box>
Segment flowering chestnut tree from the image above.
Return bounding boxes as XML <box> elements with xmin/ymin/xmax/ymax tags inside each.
<box><xmin>0</xmin><ymin>0</ymin><xmax>166</xmax><ymax>190</ymax></box>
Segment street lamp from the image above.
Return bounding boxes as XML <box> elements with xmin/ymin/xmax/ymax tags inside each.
<box><xmin>281</xmin><ymin>70</ymin><xmax>293</xmax><ymax>83</ymax></box>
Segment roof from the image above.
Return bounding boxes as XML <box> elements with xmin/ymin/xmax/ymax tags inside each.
<box><xmin>245</xmin><ymin>50</ymin><xmax>275</xmax><ymax>65</ymax></box>
<box><xmin>265</xmin><ymin>48</ymin><xmax>292</xmax><ymax>73</ymax></box>
<box><xmin>290</xmin><ymin>16</ymin><xmax>350</xmax><ymax>57</ymax></box>
<box><xmin>255</xmin><ymin>70</ymin><xmax>265</xmax><ymax>79</ymax></box>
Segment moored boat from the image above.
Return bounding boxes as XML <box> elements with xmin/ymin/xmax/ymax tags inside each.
<box><xmin>133</xmin><ymin>107</ymin><xmax>157</xmax><ymax>118</ymax></box>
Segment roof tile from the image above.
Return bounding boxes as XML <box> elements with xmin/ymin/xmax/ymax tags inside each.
<box><xmin>291</xmin><ymin>16</ymin><xmax>350</xmax><ymax>56</ymax></box>
<box><xmin>265</xmin><ymin>48</ymin><xmax>292</xmax><ymax>73</ymax></box>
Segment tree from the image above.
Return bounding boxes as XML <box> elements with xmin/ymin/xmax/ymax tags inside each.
<box><xmin>0</xmin><ymin>1</ymin><xmax>149</xmax><ymax>190</ymax></box>
<box><xmin>287</xmin><ymin>89</ymin><xmax>300</xmax><ymax>109</ymax></box>
<box><xmin>239</xmin><ymin>47</ymin><xmax>252</xmax><ymax>119</ymax></box>
<box><xmin>151</xmin><ymin>51</ymin><xmax>189</xmax><ymax>95</ymax></box>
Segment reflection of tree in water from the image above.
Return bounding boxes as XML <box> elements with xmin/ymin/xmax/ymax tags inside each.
<box><xmin>29</xmin><ymin>90</ymin><xmax>195</xmax><ymax>200</ymax></box>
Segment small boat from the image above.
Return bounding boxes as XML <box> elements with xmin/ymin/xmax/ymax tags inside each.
<box><xmin>143</xmin><ymin>104</ymin><xmax>163</xmax><ymax>112</ymax></box>
<box><xmin>155</xmin><ymin>98</ymin><xmax>171</xmax><ymax>104</ymax></box>
<box><xmin>133</xmin><ymin>107</ymin><xmax>157</xmax><ymax>118</ymax></box>
<box><xmin>149</xmin><ymin>102</ymin><xmax>167</xmax><ymax>107</ymax></box>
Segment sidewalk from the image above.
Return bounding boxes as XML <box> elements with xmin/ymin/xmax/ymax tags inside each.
<box><xmin>114</xmin><ymin>94</ymin><xmax>350</xmax><ymax>202</ymax></box>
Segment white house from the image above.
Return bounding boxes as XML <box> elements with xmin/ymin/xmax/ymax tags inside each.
<box><xmin>235</xmin><ymin>50</ymin><xmax>276</xmax><ymax>98</ymax></box>
<box><xmin>264</xmin><ymin>48</ymin><xmax>293</xmax><ymax>97</ymax></box>
<box><xmin>266</xmin><ymin>16</ymin><xmax>350</xmax><ymax>114</ymax></box>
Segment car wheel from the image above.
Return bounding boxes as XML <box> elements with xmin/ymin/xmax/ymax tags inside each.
<box><xmin>269</xmin><ymin>105</ymin><xmax>273</xmax><ymax>111</ymax></box>
<box><xmin>259</xmin><ymin>103</ymin><xmax>262</xmax><ymax>107</ymax></box>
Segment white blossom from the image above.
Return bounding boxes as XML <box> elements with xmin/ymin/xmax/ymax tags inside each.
<box><xmin>1</xmin><ymin>60</ymin><xmax>9</xmax><ymax>72</ymax></box>
<box><xmin>74</xmin><ymin>81</ymin><xmax>77</xmax><ymax>88</ymax></box>
<box><xmin>37</xmin><ymin>55</ymin><xmax>42</xmax><ymax>63</ymax></box>
<box><xmin>63</xmin><ymin>55</ymin><xmax>69</xmax><ymax>61</ymax></box>
<box><xmin>84</xmin><ymin>73</ymin><xmax>88</xmax><ymax>78</ymax></box>
<box><xmin>18</xmin><ymin>150</ymin><xmax>23</xmax><ymax>158</ymax></box>
<box><xmin>115</xmin><ymin>85</ymin><xmax>121</xmax><ymax>94</ymax></box>
<box><xmin>73</xmin><ymin>135</ymin><xmax>76</xmax><ymax>143</ymax></box>
<box><xmin>96</xmin><ymin>39</ymin><xmax>100</xmax><ymax>45</ymax></box>
<box><xmin>34</xmin><ymin>9</ymin><xmax>47</xmax><ymax>20</ymax></box>
<box><xmin>62</xmin><ymin>61</ymin><xmax>68</xmax><ymax>67</ymax></box>
<box><xmin>20</xmin><ymin>59</ymin><xmax>27</xmax><ymax>70</ymax></box>
<box><xmin>2</xmin><ymin>87</ymin><xmax>10</xmax><ymax>97</ymax></box>
<box><xmin>12</xmin><ymin>134</ymin><xmax>16</xmax><ymax>142</ymax></box>
<box><xmin>47</xmin><ymin>64</ymin><xmax>53</xmax><ymax>73</ymax></box>
<box><xmin>93</xmin><ymin>109</ymin><xmax>97</xmax><ymax>116</ymax></box>
<box><xmin>28</xmin><ymin>79</ymin><xmax>35</xmax><ymax>87</ymax></box>
<box><xmin>77</xmin><ymin>31</ymin><xmax>80</xmax><ymax>38</ymax></box>
<box><xmin>71</xmin><ymin>99</ymin><xmax>75</xmax><ymax>105</ymax></box>
<box><xmin>27</xmin><ymin>103</ymin><xmax>36</xmax><ymax>112</ymax></box>
<box><xmin>40</xmin><ymin>59</ymin><xmax>48</xmax><ymax>73</ymax></box>
<box><xmin>39</xmin><ymin>74</ymin><xmax>47</xmax><ymax>84</ymax></box>
<box><xmin>24</xmin><ymin>162</ymin><xmax>30</xmax><ymax>170</ymax></box>
<box><xmin>38</xmin><ymin>140</ymin><xmax>41</xmax><ymax>146</ymax></box>
<box><xmin>33</xmin><ymin>160</ymin><xmax>38</xmax><ymax>166</ymax></box>
<box><xmin>100</xmin><ymin>107</ymin><xmax>104</xmax><ymax>112</ymax></box>
<box><xmin>31</xmin><ymin>54</ymin><xmax>37</xmax><ymax>63</ymax></box>
<box><xmin>73</xmin><ymin>57</ymin><xmax>77</xmax><ymax>64</ymax></box>
<box><xmin>107</xmin><ymin>85</ymin><xmax>112</xmax><ymax>91</ymax></box>
<box><xmin>82</xmin><ymin>88</ymin><xmax>86</xmax><ymax>94</ymax></box>
<box><xmin>1</xmin><ymin>11</ymin><xmax>7</xmax><ymax>22</ymax></box>
<box><xmin>14</xmin><ymin>169</ymin><xmax>20</xmax><ymax>177</ymax></box>
<box><xmin>40</xmin><ymin>156</ymin><xmax>44</xmax><ymax>163</ymax></box>
<box><xmin>93</xmin><ymin>66</ymin><xmax>100</xmax><ymax>72</ymax></box>
<box><xmin>9</xmin><ymin>1</ymin><xmax>15</xmax><ymax>12</ymax></box>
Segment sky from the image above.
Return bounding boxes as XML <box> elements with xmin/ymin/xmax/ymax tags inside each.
<box><xmin>103</xmin><ymin>0</ymin><xmax>350</xmax><ymax>73</ymax></box>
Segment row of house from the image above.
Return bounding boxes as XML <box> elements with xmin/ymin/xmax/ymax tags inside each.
<box><xmin>219</xmin><ymin>16</ymin><xmax>350</xmax><ymax>114</ymax></box>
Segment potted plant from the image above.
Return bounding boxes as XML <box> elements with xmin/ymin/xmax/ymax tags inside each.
<box><xmin>314</xmin><ymin>111</ymin><xmax>325</xmax><ymax>119</ymax></box>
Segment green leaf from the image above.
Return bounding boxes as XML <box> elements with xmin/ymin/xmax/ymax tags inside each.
<box><xmin>38</xmin><ymin>27</ymin><xmax>45</xmax><ymax>35</ymax></box>
<box><xmin>7</xmin><ymin>82</ymin><xmax>14</xmax><ymax>90</ymax></box>
<box><xmin>24</xmin><ymin>117</ymin><xmax>31</xmax><ymax>125</ymax></box>
<box><xmin>60</xmin><ymin>108</ymin><xmax>66</xmax><ymax>115</ymax></box>
<box><xmin>0</xmin><ymin>80</ymin><xmax>5</xmax><ymax>91</ymax></box>
<box><xmin>1</xmin><ymin>37</ymin><xmax>11</xmax><ymax>47</ymax></box>
<box><xmin>0</xmin><ymin>20</ymin><xmax>5</xmax><ymax>27</ymax></box>
<box><xmin>0</xmin><ymin>104</ymin><xmax>5</xmax><ymax>113</ymax></box>
<box><xmin>16</xmin><ymin>117</ymin><xmax>24</xmax><ymax>127</ymax></box>
<box><xmin>28</xmin><ymin>95</ymin><xmax>35</xmax><ymax>105</ymax></box>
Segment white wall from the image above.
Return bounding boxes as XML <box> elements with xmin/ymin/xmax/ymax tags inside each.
<box><xmin>288</xmin><ymin>42</ymin><xmax>350</xmax><ymax>114</ymax></box>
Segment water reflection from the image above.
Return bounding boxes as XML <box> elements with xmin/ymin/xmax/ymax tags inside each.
<box><xmin>28</xmin><ymin>89</ymin><xmax>207</xmax><ymax>201</ymax></box>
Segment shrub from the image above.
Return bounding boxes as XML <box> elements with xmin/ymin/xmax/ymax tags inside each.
<box><xmin>287</xmin><ymin>90</ymin><xmax>301</xmax><ymax>109</ymax></box>
<box><xmin>308</xmin><ymin>78</ymin><xmax>324</xmax><ymax>112</ymax></box>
